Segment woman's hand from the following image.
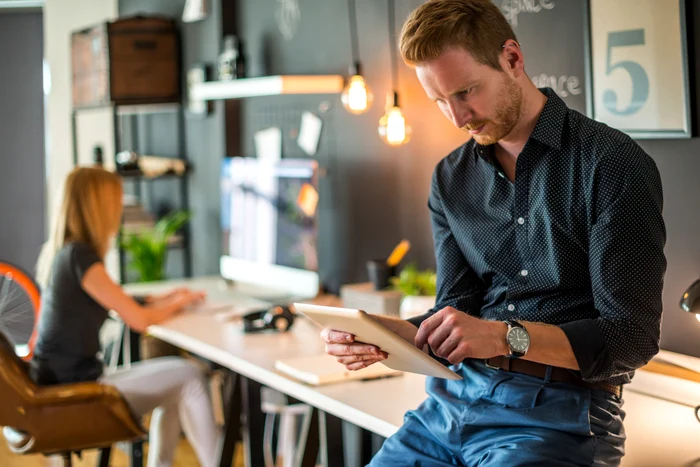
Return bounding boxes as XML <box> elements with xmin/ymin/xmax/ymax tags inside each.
<box><xmin>146</xmin><ymin>287</ymin><xmax>192</xmax><ymax>303</ymax></box>
<box><xmin>170</xmin><ymin>288</ymin><xmax>206</xmax><ymax>310</ymax></box>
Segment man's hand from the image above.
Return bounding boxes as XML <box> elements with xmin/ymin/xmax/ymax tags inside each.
<box><xmin>414</xmin><ymin>307</ymin><xmax>508</xmax><ymax>364</ymax></box>
<box><xmin>320</xmin><ymin>328</ymin><xmax>388</xmax><ymax>371</ymax></box>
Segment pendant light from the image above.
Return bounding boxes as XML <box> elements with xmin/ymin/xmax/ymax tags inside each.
<box><xmin>341</xmin><ymin>0</ymin><xmax>373</xmax><ymax>115</ymax></box>
<box><xmin>378</xmin><ymin>0</ymin><xmax>411</xmax><ymax>146</ymax></box>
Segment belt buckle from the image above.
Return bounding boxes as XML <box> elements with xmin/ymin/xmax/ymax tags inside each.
<box><xmin>484</xmin><ymin>357</ymin><xmax>501</xmax><ymax>370</ymax></box>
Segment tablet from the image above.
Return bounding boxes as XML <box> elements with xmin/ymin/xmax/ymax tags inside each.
<box><xmin>294</xmin><ymin>303</ymin><xmax>462</xmax><ymax>380</ymax></box>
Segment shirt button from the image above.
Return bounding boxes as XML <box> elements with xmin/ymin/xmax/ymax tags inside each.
<box><xmin>507</xmin><ymin>304</ymin><xmax>515</xmax><ymax>312</ymax></box>
<box><xmin>520</xmin><ymin>269</ymin><xmax>529</xmax><ymax>277</ymax></box>
<box><xmin>517</xmin><ymin>217</ymin><xmax>525</xmax><ymax>225</ymax></box>
<box><xmin>498</xmin><ymin>172</ymin><xmax>505</xmax><ymax>178</ymax></box>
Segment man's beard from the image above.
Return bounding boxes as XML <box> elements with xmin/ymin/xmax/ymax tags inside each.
<box><xmin>462</xmin><ymin>76</ymin><xmax>522</xmax><ymax>146</ymax></box>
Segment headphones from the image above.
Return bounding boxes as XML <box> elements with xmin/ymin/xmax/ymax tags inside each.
<box><xmin>243</xmin><ymin>305</ymin><xmax>295</xmax><ymax>333</ymax></box>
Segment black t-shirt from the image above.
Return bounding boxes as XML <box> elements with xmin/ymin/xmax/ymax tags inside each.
<box><xmin>30</xmin><ymin>242</ymin><xmax>108</xmax><ymax>385</ymax></box>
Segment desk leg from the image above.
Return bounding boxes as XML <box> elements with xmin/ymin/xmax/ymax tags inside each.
<box><xmin>361</xmin><ymin>429</ymin><xmax>373</xmax><ymax>465</ymax></box>
<box><xmin>218</xmin><ymin>372</ymin><xmax>241</xmax><ymax>467</ymax></box>
<box><xmin>240</xmin><ymin>376</ymin><xmax>265</xmax><ymax>467</ymax></box>
<box><xmin>360</xmin><ymin>429</ymin><xmax>385</xmax><ymax>465</ymax></box>
<box><xmin>299</xmin><ymin>407</ymin><xmax>319</xmax><ymax>467</ymax></box>
<box><xmin>319</xmin><ymin>411</ymin><xmax>344</xmax><ymax>467</ymax></box>
<box><xmin>97</xmin><ymin>447</ymin><xmax>111</xmax><ymax>467</ymax></box>
<box><xmin>124</xmin><ymin>328</ymin><xmax>143</xmax><ymax>467</ymax></box>
<box><xmin>129</xmin><ymin>442</ymin><xmax>144</xmax><ymax>467</ymax></box>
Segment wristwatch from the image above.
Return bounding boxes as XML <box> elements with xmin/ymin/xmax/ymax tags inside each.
<box><xmin>505</xmin><ymin>320</ymin><xmax>530</xmax><ymax>358</ymax></box>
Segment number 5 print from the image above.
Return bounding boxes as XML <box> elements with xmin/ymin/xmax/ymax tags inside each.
<box><xmin>603</xmin><ymin>29</ymin><xmax>650</xmax><ymax>116</ymax></box>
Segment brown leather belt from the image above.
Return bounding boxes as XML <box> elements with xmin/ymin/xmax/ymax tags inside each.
<box><xmin>485</xmin><ymin>356</ymin><xmax>622</xmax><ymax>398</ymax></box>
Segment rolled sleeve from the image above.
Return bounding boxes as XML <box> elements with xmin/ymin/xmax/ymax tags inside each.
<box><xmin>564</xmin><ymin>145</ymin><xmax>666</xmax><ymax>382</ymax></box>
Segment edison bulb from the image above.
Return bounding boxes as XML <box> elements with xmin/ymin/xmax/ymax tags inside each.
<box><xmin>378</xmin><ymin>106</ymin><xmax>411</xmax><ymax>146</ymax></box>
<box><xmin>341</xmin><ymin>75</ymin><xmax>373</xmax><ymax>115</ymax></box>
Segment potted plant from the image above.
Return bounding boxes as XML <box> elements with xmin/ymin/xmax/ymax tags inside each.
<box><xmin>120</xmin><ymin>210</ymin><xmax>190</xmax><ymax>360</ymax></box>
<box><xmin>390</xmin><ymin>263</ymin><xmax>437</xmax><ymax>320</ymax></box>
<box><xmin>121</xmin><ymin>210</ymin><xmax>190</xmax><ymax>283</ymax></box>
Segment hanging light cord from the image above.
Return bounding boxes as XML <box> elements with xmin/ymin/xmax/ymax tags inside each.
<box><xmin>388</xmin><ymin>0</ymin><xmax>398</xmax><ymax>94</ymax></box>
<box><xmin>348</xmin><ymin>0</ymin><xmax>360</xmax><ymax>68</ymax></box>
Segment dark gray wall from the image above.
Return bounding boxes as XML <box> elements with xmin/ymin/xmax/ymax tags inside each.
<box><xmin>0</xmin><ymin>13</ymin><xmax>45</xmax><ymax>274</ymax></box>
<box><xmin>119</xmin><ymin>0</ymin><xmax>225</xmax><ymax>281</ymax></box>
<box><xmin>120</xmin><ymin>0</ymin><xmax>700</xmax><ymax>358</ymax></box>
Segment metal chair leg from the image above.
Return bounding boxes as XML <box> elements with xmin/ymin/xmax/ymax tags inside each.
<box><xmin>61</xmin><ymin>452</ymin><xmax>73</xmax><ymax>467</ymax></box>
<box><xmin>98</xmin><ymin>446</ymin><xmax>112</xmax><ymax>467</ymax></box>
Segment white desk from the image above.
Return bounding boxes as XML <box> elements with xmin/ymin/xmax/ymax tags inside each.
<box><xmin>126</xmin><ymin>277</ymin><xmax>700</xmax><ymax>467</ymax></box>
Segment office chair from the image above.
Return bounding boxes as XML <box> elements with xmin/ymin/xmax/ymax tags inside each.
<box><xmin>0</xmin><ymin>331</ymin><xmax>146</xmax><ymax>466</ymax></box>
<box><xmin>0</xmin><ymin>261</ymin><xmax>41</xmax><ymax>360</ymax></box>
<box><xmin>261</xmin><ymin>387</ymin><xmax>314</xmax><ymax>467</ymax></box>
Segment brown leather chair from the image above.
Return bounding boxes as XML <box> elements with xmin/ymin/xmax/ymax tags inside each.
<box><xmin>0</xmin><ymin>332</ymin><xmax>146</xmax><ymax>466</ymax></box>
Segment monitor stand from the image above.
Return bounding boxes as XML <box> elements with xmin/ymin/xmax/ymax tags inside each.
<box><xmin>219</xmin><ymin>255</ymin><xmax>320</xmax><ymax>302</ymax></box>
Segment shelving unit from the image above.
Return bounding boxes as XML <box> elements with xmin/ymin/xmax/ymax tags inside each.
<box><xmin>188</xmin><ymin>74</ymin><xmax>344</xmax><ymax>104</ymax></box>
<box><xmin>71</xmin><ymin>103</ymin><xmax>193</xmax><ymax>284</ymax></box>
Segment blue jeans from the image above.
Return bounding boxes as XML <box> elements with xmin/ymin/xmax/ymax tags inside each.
<box><xmin>369</xmin><ymin>359</ymin><xmax>626</xmax><ymax>466</ymax></box>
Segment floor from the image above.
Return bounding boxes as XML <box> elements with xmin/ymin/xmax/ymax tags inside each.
<box><xmin>0</xmin><ymin>438</ymin><xmax>245</xmax><ymax>467</ymax></box>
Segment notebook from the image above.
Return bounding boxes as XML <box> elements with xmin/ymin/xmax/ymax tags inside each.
<box><xmin>274</xmin><ymin>353</ymin><xmax>403</xmax><ymax>386</ymax></box>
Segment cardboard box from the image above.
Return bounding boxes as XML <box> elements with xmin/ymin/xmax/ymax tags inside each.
<box><xmin>340</xmin><ymin>282</ymin><xmax>402</xmax><ymax>317</ymax></box>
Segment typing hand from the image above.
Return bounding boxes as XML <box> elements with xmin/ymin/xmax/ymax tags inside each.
<box><xmin>174</xmin><ymin>289</ymin><xmax>206</xmax><ymax>310</ymax></box>
<box><xmin>146</xmin><ymin>286</ymin><xmax>191</xmax><ymax>303</ymax></box>
<box><xmin>320</xmin><ymin>328</ymin><xmax>388</xmax><ymax>371</ymax></box>
<box><xmin>414</xmin><ymin>307</ymin><xmax>508</xmax><ymax>364</ymax></box>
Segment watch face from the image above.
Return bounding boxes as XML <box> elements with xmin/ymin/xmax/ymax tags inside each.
<box><xmin>508</xmin><ymin>327</ymin><xmax>530</xmax><ymax>353</ymax></box>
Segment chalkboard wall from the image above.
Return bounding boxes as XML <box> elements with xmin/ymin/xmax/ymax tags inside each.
<box><xmin>121</xmin><ymin>0</ymin><xmax>700</xmax><ymax>358</ymax></box>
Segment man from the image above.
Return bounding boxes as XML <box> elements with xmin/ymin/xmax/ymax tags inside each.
<box><xmin>321</xmin><ymin>0</ymin><xmax>667</xmax><ymax>465</ymax></box>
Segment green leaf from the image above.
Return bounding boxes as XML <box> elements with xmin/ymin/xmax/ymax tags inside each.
<box><xmin>390</xmin><ymin>262</ymin><xmax>436</xmax><ymax>296</ymax></box>
<box><xmin>155</xmin><ymin>210</ymin><xmax>190</xmax><ymax>238</ymax></box>
<box><xmin>119</xmin><ymin>210</ymin><xmax>189</xmax><ymax>282</ymax></box>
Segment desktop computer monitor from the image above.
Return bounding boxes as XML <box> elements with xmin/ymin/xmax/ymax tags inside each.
<box><xmin>220</xmin><ymin>157</ymin><xmax>320</xmax><ymax>298</ymax></box>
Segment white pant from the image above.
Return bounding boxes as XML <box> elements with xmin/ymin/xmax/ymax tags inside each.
<box><xmin>100</xmin><ymin>356</ymin><xmax>221</xmax><ymax>467</ymax></box>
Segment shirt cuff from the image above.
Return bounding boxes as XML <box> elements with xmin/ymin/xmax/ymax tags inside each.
<box><xmin>406</xmin><ymin>311</ymin><xmax>433</xmax><ymax>329</ymax></box>
<box><xmin>559</xmin><ymin>318</ymin><xmax>611</xmax><ymax>381</ymax></box>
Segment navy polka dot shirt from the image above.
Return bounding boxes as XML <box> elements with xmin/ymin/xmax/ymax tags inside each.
<box><xmin>409</xmin><ymin>88</ymin><xmax>666</xmax><ymax>385</ymax></box>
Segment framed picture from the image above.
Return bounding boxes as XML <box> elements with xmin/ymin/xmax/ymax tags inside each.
<box><xmin>585</xmin><ymin>0</ymin><xmax>692</xmax><ymax>139</ymax></box>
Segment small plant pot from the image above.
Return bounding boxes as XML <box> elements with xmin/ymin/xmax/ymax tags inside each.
<box><xmin>400</xmin><ymin>295</ymin><xmax>437</xmax><ymax>320</ymax></box>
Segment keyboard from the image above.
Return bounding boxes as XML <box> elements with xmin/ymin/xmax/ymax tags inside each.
<box><xmin>190</xmin><ymin>296</ymin><xmax>273</xmax><ymax>322</ymax></box>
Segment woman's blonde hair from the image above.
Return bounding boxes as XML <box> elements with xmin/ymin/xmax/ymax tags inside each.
<box><xmin>399</xmin><ymin>0</ymin><xmax>517</xmax><ymax>69</ymax></box>
<box><xmin>36</xmin><ymin>167</ymin><xmax>123</xmax><ymax>287</ymax></box>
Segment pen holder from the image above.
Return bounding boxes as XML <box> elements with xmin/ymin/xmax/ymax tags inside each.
<box><xmin>367</xmin><ymin>259</ymin><xmax>396</xmax><ymax>291</ymax></box>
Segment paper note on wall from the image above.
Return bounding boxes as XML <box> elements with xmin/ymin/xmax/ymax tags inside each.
<box><xmin>297</xmin><ymin>112</ymin><xmax>323</xmax><ymax>156</ymax></box>
<box><xmin>254</xmin><ymin>127</ymin><xmax>282</xmax><ymax>164</ymax></box>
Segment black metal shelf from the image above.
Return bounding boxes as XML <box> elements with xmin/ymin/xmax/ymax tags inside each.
<box><xmin>71</xmin><ymin>101</ymin><xmax>192</xmax><ymax>284</ymax></box>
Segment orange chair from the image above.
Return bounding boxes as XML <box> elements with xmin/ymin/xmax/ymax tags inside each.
<box><xmin>0</xmin><ymin>332</ymin><xmax>146</xmax><ymax>466</ymax></box>
<box><xmin>0</xmin><ymin>261</ymin><xmax>41</xmax><ymax>360</ymax></box>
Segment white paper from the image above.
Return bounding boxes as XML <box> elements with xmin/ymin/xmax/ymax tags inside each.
<box><xmin>254</xmin><ymin>127</ymin><xmax>282</xmax><ymax>164</ymax></box>
<box><xmin>297</xmin><ymin>111</ymin><xmax>323</xmax><ymax>156</ymax></box>
<box><xmin>183</xmin><ymin>0</ymin><xmax>208</xmax><ymax>23</ymax></box>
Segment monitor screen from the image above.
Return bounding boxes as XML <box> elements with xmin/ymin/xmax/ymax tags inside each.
<box><xmin>221</xmin><ymin>157</ymin><xmax>319</xmax><ymax>273</ymax></box>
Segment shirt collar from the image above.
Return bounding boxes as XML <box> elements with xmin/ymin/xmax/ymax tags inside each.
<box><xmin>472</xmin><ymin>87</ymin><xmax>567</xmax><ymax>161</ymax></box>
<box><xmin>529</xmin><ymin>87</ymin><xmax>566</xmax><ymax>150</ymax></box>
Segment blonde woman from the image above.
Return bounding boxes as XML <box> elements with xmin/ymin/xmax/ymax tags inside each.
<box><xmin>31</xmin><ymin>167</ymin><xmax>220</xmax><ymax>467</ymax></box>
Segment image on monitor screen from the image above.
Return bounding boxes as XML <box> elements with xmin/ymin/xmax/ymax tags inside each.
<box><xmin>221</xmin><ymin>157</ymin><xmax>319</xmax><ymax>272</ymax></box>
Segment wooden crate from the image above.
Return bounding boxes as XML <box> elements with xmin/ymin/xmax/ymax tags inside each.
<box><xmin>71</xmin><ymin>16</ymin><xmax>180</xmax><ymax>108</ymax></box>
